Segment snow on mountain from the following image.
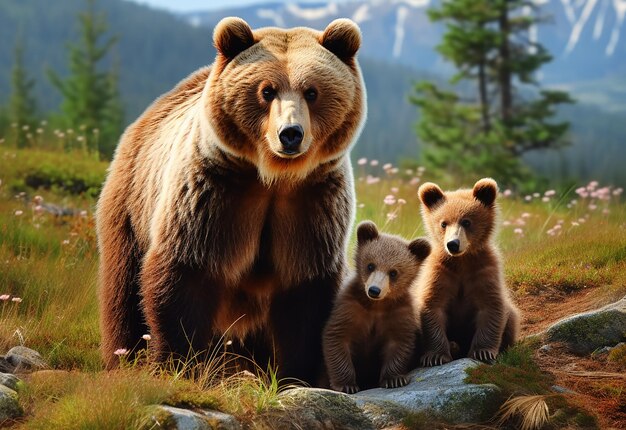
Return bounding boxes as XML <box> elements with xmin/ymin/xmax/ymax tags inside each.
<box><xmin>183</xmin><ymin>0</ymin><xmax>626</xmax><ymax>82</ymax></box>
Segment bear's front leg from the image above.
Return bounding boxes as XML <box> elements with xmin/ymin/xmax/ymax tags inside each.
<box><xmin>468</xmin><ymin>304</ymin><xmax>507</xmax><ymax>363</ymax></box>
<box><xmin>323</xmin><ymin>302</ymin><xmax>360</xmax><ymax>394</ymax></box>
<box><xmin>380</xmin><ymin>324</ymin><xmax>416</xmax><ymax>388</ymax></box>
<box><xmin>270</xmin><ymin>273</ymin><xmax>339</xmax><ymax>386</ymax></box>
<box><xmin>140</xmin><ymin>247</ymin><xmax>216</xmax><ymax>364</ymax></box>
<box><xmin>420</xmin><ymin>308</ymin><xmax>452</xmax><ymax>367</ymax></box>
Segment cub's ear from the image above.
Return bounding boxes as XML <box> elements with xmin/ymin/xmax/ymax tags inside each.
<box><xmin>408</xmin><ymin>238</ymin><xmax>431</xmax><ymax>261</ymax></box>
<box><xmin>213</xmin><ymin>17</ymin><xmax>255</xmax><ymax>60</ymax></box>
<box><xmin>418</xmin><ymin>182</ymin><xmax>445</xmax><ymax>210</ymax></box>
<box><xmin>473</xmin><ymin>178</ymin><xmax>498</xmax><ymax>207</ymax></box>
<box><xmin>320</xmin><ymin>19</ymin><xmax>361</xmax><ymax>61</ymax></box>
<box><xmin>357</xmin><ymin>221</ymin><xmax>378</xmax><ymax>245</ymax></box>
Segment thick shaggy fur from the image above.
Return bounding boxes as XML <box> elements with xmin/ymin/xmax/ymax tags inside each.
<box><xmin>415</xmin><ymin>178</ymin><xmax>520</xmax><ymax>366</ymax></box>
<box><xmin>96</xmin><ymin>17</ymin><xmax>366</xmax><ymax>384</ymax></box>
<box><xmin>323</xmin><ymin>221</ymin><xmax>430</xmax><ymax>393</ymax></box>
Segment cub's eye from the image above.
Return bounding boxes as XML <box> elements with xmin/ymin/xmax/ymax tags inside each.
<box><xmin>461</xmin><ymin>219</ymin><xmax>471</xmax><ymax>228</ymax></box>
<box><xmin>441</xmin><ymin>221</ymin><xmax>447</xmax><ymax>229</ymax></box>
<box><xmin>389</xmin><ymin>269</ymin><xmax>398</xmax><ymax>280</ymax></box>
<box><xmin>367</xmin><ymin>263</ymin><xmax>375</xmax><ymax>272</ymax></box>
<box><xmin>304</xmin><ymin>88</ymin><xmax>318</xmax><ymax>102</ymax></box>
<box><xmin>261</xmin><ymin>87</ymin><xmax>276</xmax><ymax>102</ymax></box>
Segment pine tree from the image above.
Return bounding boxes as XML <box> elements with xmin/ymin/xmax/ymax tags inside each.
<box><xmin>9</xmin><ymin>38</ymin><xmax>38</xmax><ymax>148</ymax></box>
<box><xmin>413</xmin><ymin>0</ymin><xmax>574</xmax><ymax>186</ymax></box>
<box><xmin>48</xmin><ymin>0</ymin><xmax>123</xmax><ymax>157</ymax></box>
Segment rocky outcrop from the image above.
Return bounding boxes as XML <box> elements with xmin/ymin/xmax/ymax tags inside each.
<box><xmin>278</xmin><ymin>359</ymin><xmax>502</xmax><ymax>429</ymax></box>
<box><xmin>545</xmin><ymin>296</ymin><xmax>626</xmax><ymax>354</ymax></box>
<box><xmin>0</xmin><ymin>375</ymin><xmax>22</xmax><ymax>422</ymax></box>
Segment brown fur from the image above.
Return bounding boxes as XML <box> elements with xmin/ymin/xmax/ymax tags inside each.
<box><xmin>96</xmin><ymin>17</ymin><xmax>366</xmax><ymax>385</ymax></box>
<box><xmin>415</xmin><ymin>178</ymin><xmax>520</xmax><ymax>366</ymax></box>
<box><xmin>323</xmin><ymin>221</ymin><xmax>430</xmax><ymax>393</ymax></box>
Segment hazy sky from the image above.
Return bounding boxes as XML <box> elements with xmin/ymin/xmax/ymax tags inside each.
<box><xmin>125</xmin><ymin>0</ymin><xmax>349</xmax><ymax>13</ymax></box>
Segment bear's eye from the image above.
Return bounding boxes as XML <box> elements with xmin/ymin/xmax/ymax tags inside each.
<box><xmin>304</xmin><ymin>88</ymin><xmax>318</xmax><ymax>102</ymax></box>
<box><xmin>367</xmin><ymin>263</ymin><xmax>375</xmax><ymax>272</ymax></box>
<box><xmin>441</xmin><ymin>221</ymin><xmax>447</xmax><ymax>229</ymax></box>
<box><xmin>461</xmin><ymin>219</ymin><xmax>471</xmax><ymax>228</ymax></box>
<box><xmin>389</xmin><ymin>269</ymin><xmax>398</xmax><ymax>280</ymax></box>
<box><xmin>262</xmin><ymin>87</ymin><xmax>276</xmax><ymax>102</ymax></box>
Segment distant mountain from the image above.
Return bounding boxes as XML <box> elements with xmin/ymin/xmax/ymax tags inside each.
<box><xmin>184</xmin><ymin>0</ymin><xmax>626</xmax><ymax>83</ymax></box>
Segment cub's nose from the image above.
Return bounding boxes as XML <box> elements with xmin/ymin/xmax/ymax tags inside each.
<box><xmin>367</xmin><ymin>286</ymin><xmax>381</xmax><ymax>299</ymax></box>
<box><xmin>278</xmin><ymin>124</ymin><xmax>304</xmax><ymax>154</ymax></box>
<box><xmin>446</xmin><ymin>239</ymin><xmax>460</xmax><ymax>254</ymax></box>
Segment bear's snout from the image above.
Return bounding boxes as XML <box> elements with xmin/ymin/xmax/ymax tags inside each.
<box><xmin>278</xmin><ymin>124</ymin><xmax>304</xmax><ymax>155</ymax></box>
<box><xmin>446</xmin><ymin>239</ymin><xmax>461</xmax><ymax>254</ymax></box>
<box><xmin>367</xmin><ymin>286</ymin><xmax>381</xmax><ymax>299</ymax></box>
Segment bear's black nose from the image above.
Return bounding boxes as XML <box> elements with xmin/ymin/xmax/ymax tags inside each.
<box><xmin>446</xmin><ymin>239</ymin><xmax>460</xmax><ymax>254</ymax></box>
<box><xmin>367</xmin><ymin>286</ymin><xmax>381</xmax><ymax>299</ymax></box>
<box><xmin>278</xmin><ymin>124</ymin><xmax>304</xmax><ymax>154</ymax></box>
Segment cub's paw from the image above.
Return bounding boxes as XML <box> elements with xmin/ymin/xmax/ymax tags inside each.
<box><xmin>470</xmin><ymin>348</ymin><xmax>497</xmax><ymax>363</ymax></box>
<box><xmin>420</xmin><ymin>351</ymin><xmax>452</xmax><ymax>367</ymax></box>
<box><xmin>380</xmin><ymin>375</ymin><xmax>409</xmax><ymax>389</ymax></box>
<box><xmin>339</xmin><ymin>384</ymin><xmax>360</xmax><ymax>394</ymax></box>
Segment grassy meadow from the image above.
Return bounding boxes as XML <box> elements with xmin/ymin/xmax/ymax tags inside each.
<box><xmin>1</xmin><ymin>141</ymin><xmax>625</xmax><ymax>428</ymax></box>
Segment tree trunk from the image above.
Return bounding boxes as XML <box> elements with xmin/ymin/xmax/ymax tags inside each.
<box><xmin>498</xmin><ymin>0</ymin><xmax>512</xmax><ymax>123</ymax></box>
<box><xmin>478</xmin><ymin>59</ymin><xmax>490</xmax><ymax>133</ymax></box>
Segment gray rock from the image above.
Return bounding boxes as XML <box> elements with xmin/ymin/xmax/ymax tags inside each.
<box><xmin>0</xmin><ymin>357</ymin><xmax>14</xmax><ymax>374</ymax></box>
<box><xmin>0</xmin><ymin>373</ymin><xmax>19</xmax><ymax>391</ymax></box>
<box><xmin>546</xmin><ymin>296</ymin><xmax>626</xmax><ymax>354</ymax></box>
<box><xmin>539</xmin><ymin>344</ymin><xmax>552</xmax><ymax>353</ymax></box>
<box><xmin>6</xmin><ymin>346</ymin><xmax>48</xmax><ymax>372</ymax></box>
<box><xmin>149</xmin><ymin>406</ymin><xmax>241</xmax><ymax>430</ymax></box>
<box><xmin>354</xmin><ymin>359</ymin><xmax>502</xmax><ymax>423</ymax></box>
<box><xmin>199</xmin><ymin>410</ymin><xmax>242</xmax><ymax>430</ymax></box>
<box><xmin>0</xmin><ymin>384</ymin><xmax>22</xmax><ymax>422</ymax></box>
<box><xmin>280</xmin><ymin>387</ymin><xmax>376</xmax><ymax>430</ymax></box>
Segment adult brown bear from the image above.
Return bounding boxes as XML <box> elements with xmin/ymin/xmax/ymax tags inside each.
<box><xmin>96</xmin><ymin>17</ymin><xmax>366</xmax><ymax>385</ymax></box>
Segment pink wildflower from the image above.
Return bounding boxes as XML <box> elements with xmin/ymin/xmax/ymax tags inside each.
<box><xmin>114</xmin><ymin>348</ymin><xmax>128</xmax><ymax>356</ymax></box>
<box><xmin>514</xmin><ymin>228</ymin><xmax>523</xmax><ymax>235</ymax></box>
<box><xmin>357</xmin><ymin>158</ymin><xmax>367</xmax><ymax>166</ymax></box>
<box><xmin>386</xmin><ymin>212</ymin><xmax>397</xmax><ymax>221</ymax></box>
<box><xmin>142</xmin><ymin>334</ymin><xmax>151</xmax><ymax>341</ymax></box>
<box><xmin>383</xmin><ymin>195</ymin><xmax>396</xmax><ymax>205</ymax></box>
<box><xmin>14</xmin><ymin>210</ymin><xmax>23</xmax><ymax>216</ymax></box>
<box><xmin>370</xmin><ymin>160</ymin><xmax>379</xmax><ymax>167</ymax></box>
<box><xmin>0</xmin><ymin>294</ymin><xmax>10</xmax><ymax>301</ymax></box>
<box><xmin>11</xmin><ymin>297</ymin><xmax>22</xmax><ymax>303</ymax></box>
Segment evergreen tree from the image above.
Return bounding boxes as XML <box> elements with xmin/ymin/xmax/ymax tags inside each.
<box><xmin>48</xmin><ymin>0</ymin><xmax>123</xmax><ymax>157</ymax></box>
<box><xmin>413</xmin><ymin>0</ymin><xmax>573</xmax><ymax>186</ymax></box>
<box><xmin>9</xmin><ymin>38</ymin><xmax>38</xmax><ymax>148</ymax></box>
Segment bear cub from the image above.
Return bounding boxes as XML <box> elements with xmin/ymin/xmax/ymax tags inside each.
<box><xmin>416</xmin><ymin>178</ymin><xmax>520</xmax><ymax>366</ymax></box>
<box><xmin>323</xmin><ymin>221</ymin><xmax>431</xmax><ymax>393</ymax></box>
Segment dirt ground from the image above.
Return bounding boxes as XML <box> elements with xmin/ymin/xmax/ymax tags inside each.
<box><xmin>516</xmin><ymin>287</ymin><xmax>626</xmax><ymax>429</ymax></box>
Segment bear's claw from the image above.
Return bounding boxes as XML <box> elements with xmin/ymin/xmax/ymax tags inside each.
<box><xmin>340</xmin><ymin>384</ymin><xmax>360</xmax><ymax>394</ymax></box>
<box><xmin>381</xmin><ymin>375</ymin><xmax>409</xmax><ymax>389</ymax></box>
<box><xmin>470</xmin><ymin>349</ymin><xmax>497</xmax><ymax>363</ymax></box>
<box><xmin>420</xmin><ymin>351</ymin><xmax>452</xmax><ymax>367</ymax></box>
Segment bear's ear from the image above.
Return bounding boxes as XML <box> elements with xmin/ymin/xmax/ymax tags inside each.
<box><xmin>320</xmin><ymin>19</ymin><xmax>361</xmax><ymax>61</ymax></box>
<box><xmin>213</xmin><ymin>17</ymin><xmax>255</xmax><ymax>60</ymax></box>
<box><xmin>357</xmin><ymin>221</ymin><xmax>378</xmax><ymax>244</ymax></box>
<box><xmin>418</xmin><ymin>182</ymin><xmax>445</xmax><ymax>210</ymax></box>
<box><xmin>473</xmin><ymin>178</ymin><xmax>498</xmax><ymax>207</ymax></box>
<box><xmin>408</xmin><ymin>238</ymin><xmax>431</xmax><ymax>261</ymax></box>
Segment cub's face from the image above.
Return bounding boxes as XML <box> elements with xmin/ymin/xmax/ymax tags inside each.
<box><xmin>207</xmin><ymin>17</ymin><xmax>366</xmax><ymax>184</ymax></box>
<box><xmin>355</xmin><ymin>221</ymin><xmax>430</xmax><ymax>301</ymax></box>
<box><xmin>418</xmin><ymin>178</ymin><xmax>498</xmax><ymax>257</ymax></box>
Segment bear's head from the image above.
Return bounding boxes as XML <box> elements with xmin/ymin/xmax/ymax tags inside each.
<box><xmin>355</xmin><ymin>221</ymin><xmax>431</xmax><ymax>301</ymax></box>
<box><xmin>206</xmin><ymin>17</ymin><xmax>366</xmax><ymax>184</ymax></box>
<box><xmin>418</xmin><ymin>178</ymin><xmax>498</xmax><ymax>257</ymax></box>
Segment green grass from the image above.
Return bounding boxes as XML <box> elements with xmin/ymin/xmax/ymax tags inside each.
<box><xmin>1</xmin><ymin>147</ymin><xmax>625</xmax><ymax>427</ymax></box>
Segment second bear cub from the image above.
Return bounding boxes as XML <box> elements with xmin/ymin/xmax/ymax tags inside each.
<box><xmin>416</xmin><ymin>178</ymin><xmax>520</xmax><ymax>367</ymax></box>
<box><xmin>323</xmin><ymin>221</ymin><xmax>431</xmax><ymax>393</ymax></box>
